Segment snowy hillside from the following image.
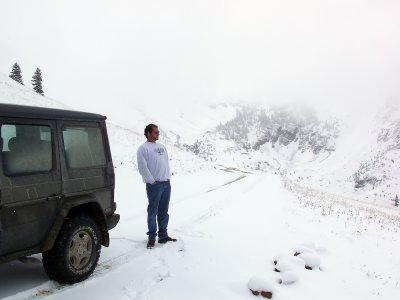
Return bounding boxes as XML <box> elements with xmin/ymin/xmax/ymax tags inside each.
<box><xmin>1</xmin><ymin>70</ymin><xmax>399</xmax><ymax>207</ymax></box>
<box><xmin>0</xmin><ymin>73</ymin><xmax>212</xmax><ymax>174</ymax></box>
<box><xmin>163</xmin><ymin>101</ymin><xmax>399</xmax><ymax>207</ymax></box>
<box><xmin>178</xmin><ymin>104</ymin><xmax>338</xmax><ymax>170</ymax></box>
<box><xmin>0</xmin><ymin>73</ymin><xmax>71</xmax><ymax>110</ymax></box>
<box><xmin>149</xmin><ymin>101</ymin><xmax>399</xmax><ymax>208</ymax></box>
<box><xmin>286</xmin><ymin>101</ymin><xmax>400</xmax><ymax>208</ymax></box>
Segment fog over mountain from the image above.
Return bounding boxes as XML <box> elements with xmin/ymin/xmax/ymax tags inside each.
<box><xmin>1</xmin><ymin>0</ymin><xmax>399</xmax><ymax>119</ymax></box>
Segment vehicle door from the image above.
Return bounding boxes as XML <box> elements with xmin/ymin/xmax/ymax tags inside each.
<box><xmin>58</xmin><ymin>121</ymin><xmax>114</xmax><ymax>207</ymax></box>
<box><xmin>0</xmin><ymin>119</ymin><xmax>61</xmax><ymax>256</ymax></box>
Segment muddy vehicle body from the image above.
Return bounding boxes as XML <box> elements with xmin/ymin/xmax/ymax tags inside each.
<box><xmin>0</xmin><ymin>103</ymin><xmax>119</xmax><ymax>283</ymax></box>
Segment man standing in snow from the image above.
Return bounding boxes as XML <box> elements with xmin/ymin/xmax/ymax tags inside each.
<box><xmin>137</xmin><ymin>124</ymin><xmax>177</xmax><ymax>249</ymax></box>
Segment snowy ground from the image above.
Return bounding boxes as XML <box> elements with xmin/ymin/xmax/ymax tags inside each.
<box><xmin>1</xmin><ymin>165</ymin><xmax>399</xmax><ymax>300</ymax></box>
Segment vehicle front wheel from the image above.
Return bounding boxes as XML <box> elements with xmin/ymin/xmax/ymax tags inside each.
<box><xmin>42</xmin><ymin>214</ymin><xmax>102</xmax><ymax>284</ymax></box>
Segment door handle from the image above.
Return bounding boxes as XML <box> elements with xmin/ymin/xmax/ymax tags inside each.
<box><xmin>47</xmin><ymin>194</ymin><xmax>63</xmax><ymax>201</ymax></box>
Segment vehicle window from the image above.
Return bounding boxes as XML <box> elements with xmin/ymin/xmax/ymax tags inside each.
<box><xmin>1</xmin><ymin>124</ymin><xmax>53</xmax><ymax>175</ymax></box>
<box><xmin>63</xmin><ymin>126</ymin><xmax>106</xmax><ymax>169</ymax></box>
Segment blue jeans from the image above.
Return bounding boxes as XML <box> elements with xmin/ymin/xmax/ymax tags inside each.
<box><xmin>146</xmin><ymin>181</ymin><xmax>171</xmax><ymax>240</ymax></box>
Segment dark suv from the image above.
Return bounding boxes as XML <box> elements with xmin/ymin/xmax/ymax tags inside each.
<box><xmin>0</xmin><ymin>103</ymin><xmax>119</xmax><ymax>284</ymax></box>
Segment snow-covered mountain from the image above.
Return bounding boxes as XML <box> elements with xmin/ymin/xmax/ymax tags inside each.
<box><xmin>137</xmin><ymin>98</ymin><xmax>396</xmax><ymax>208</ymax></box>
<box><xmin>177</xmin><ymin>104</ymin><xmax>338</xmax><ymax>169</ymax></box>
<box><xmin>146</xmin><ymin>101</ymin><xmax>399</xmax><ymax>208</ymax></box>
<box><xmin>354</xmin><ymin>101</ymin><xmax>400</xmax><ymax>190</ymax></box>
<box><xmin>1</xmin><ymin>72</ymin><xmax>399</xmax><ymax>208</ymax></box>
<box><xmin>280</xmin><ymin>101</ymin><xmax>400</xmax><ymax>207</ymax></box>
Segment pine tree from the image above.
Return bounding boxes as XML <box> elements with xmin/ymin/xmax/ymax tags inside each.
<box><xmin>395</xmin><ymin>194</ymin><xmax>399</xmax><ymax>207</ymax></box>
<box><xmin>31</xmin><ymin>68</ymin><xmax>44</xmax><ymax>96</ymax></box>
<box><xmin>9</xmin><ymin>62</ymin><xmax>24</xmax><ymax>85</ymax></box>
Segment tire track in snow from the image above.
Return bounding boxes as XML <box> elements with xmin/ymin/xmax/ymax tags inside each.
<box><xmin>175</xmin><ymin>172</ymin><xmax>265</xmax><ymax>235</ymax></box>
<box><xmin>122</xmin><ymin>167</ymin><xmax>249</xmax><ymax>222</ymax></box>
<box><xmin>2</xmin><ymin>239</ymin><xmax>145</xmax><ymax>300</ymax></box>
<box><xmin>206</xmin><ymin>175</ymin><xmax>246</xmax><ymax>192</ymax></box>
<box><xmin>3</xmin><ymin>238</ymin><xmax>186</xmax><ymax>300</ymax></box>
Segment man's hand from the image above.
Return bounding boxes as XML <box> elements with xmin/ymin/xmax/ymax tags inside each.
<box><xmin>151</xmin><ymin>181</ymin><xmax>158</xmax><ymax>185</ymax></box>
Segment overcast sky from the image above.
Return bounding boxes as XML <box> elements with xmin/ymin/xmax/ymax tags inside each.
<box><xmin>1</xmin><ymin>0</ymin><xmax>399</xmax><ymax>118</ymax></box>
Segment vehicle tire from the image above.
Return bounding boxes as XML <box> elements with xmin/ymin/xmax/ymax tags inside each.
<box><xmin>42</xmin><ymin>214</ymin><xmax>102</xmax><ymax>284</ymax></box>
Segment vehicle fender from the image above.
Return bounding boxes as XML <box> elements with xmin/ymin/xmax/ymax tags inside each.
<box><xmin>41</xmin><ymin>195</ymin><xmax>110</xmax><ymax>252</ymax></box>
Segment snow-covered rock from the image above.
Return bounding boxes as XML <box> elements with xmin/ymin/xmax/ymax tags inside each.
<box><xmin>298</xmin><ymin>253</ymin><xmax>321</xmax><ymax>270</ymax></box>
<box><xmin>248</xmin><ymin>276</ymin><xmax>275</xmax><ymax>298</ymax></box>
<box><xmin>274</xmin><ymin>260</ymin><xmax>293</xmax><ymax>273</ymax></box>
<box><xmin>280</xmin><ymin>271</ymin><xmax>299</xmax><ymax>285</ymax></box>
<box><xmin>293</xmin><ymin>245</ymin><xmax>314</xmax><ymax>256</ymax></box>
<box><xmin>274</xmin><ymin>256</ymin><xmax>305</xmax><ymax>272</ymax></box>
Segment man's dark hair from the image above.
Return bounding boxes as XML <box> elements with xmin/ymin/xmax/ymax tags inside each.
<box><xmin>144</xmin><ymin>124</ymin><xmax>158</xmax><ymax>138</ymax></box>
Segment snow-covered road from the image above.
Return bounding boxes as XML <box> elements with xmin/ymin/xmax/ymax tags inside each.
<box><xmin>1</xmin><ymin>167</ymin><xmax>399</xmax><ymax>300</ymax></box>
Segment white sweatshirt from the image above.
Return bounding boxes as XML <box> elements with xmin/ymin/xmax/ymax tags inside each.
<box><xmin>137</xmin><ymin>141</ymin><xmax>171</xmax><ymax>183</ymax></box>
